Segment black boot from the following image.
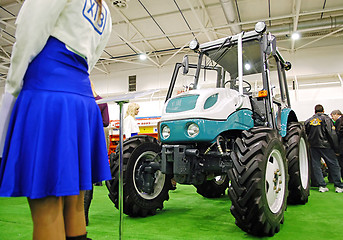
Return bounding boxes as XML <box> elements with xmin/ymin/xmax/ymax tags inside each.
<box><xmin>84</xmin><ymin>187</ymin><xmax>94</xmax><ymax>226</ymax></box>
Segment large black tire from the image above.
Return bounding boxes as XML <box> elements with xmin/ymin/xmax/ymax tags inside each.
<box><xmin>283</xmin><ymin>122</ymin><xmax>310</xmax><ymax>204</ymax></box>
<box><xmin>228</xmin><ymin>127</ymin><xmax>288</xmax><ymax>237</ymax></box>
<box><xmin>195</xmin><ymin>175</ymin><xmax>229</xmax><ymax>198</ymax></box>
<box><xmin>105</xmin><ymin>135</ymin><xmax>172</xmax><ymax>217</ymax></box>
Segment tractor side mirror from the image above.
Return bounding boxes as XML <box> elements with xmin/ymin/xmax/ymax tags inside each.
<box><xmin>264</xmin><ymin>34</ymin><xmax>277</xmax><ymax>55</ymax></box>
<box><xmin>182</xmin><ymin>55</ymin><xmax>189</xmax><ymax>75</ymax></box>
<box><xmin>284</xmin><ymin>61</ymin><xmax>292</xmax><ymax>71</ymax></box>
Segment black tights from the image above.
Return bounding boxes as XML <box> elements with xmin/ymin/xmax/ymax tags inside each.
<box><xmin>84</xmin><ymin>187</ymin><xmax>93</xmax><ymax>226</ymax></box>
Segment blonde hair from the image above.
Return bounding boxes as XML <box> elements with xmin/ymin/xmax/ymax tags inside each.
<box><xmin>90</xmin><ymin>81</ymin><xmax>98</xmax><ymax>97</ymax></box>
<box><xmin>125</xmin><ymin>103</ymin><xmax>140</xmax><ymax>118</ymax></box>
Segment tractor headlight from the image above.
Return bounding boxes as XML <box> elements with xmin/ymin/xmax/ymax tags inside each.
<box><xmin>189</xmin><ymin>39</ymin><xmax>199</xmax><ymax>50</ymax></box>
<box><xmin>187</xmin><ymin>123</ymin><xmax>199</xmax><ymax>138</ymax></box>
<box><xmin>161</xmin><ymin>125</ymin><xmax>171</xmax><ymax>139</ymax></box>
<box><xmin>255</xmin><ymin>21</ymin><xmax>266</xmax><ymax>34</ymax></box>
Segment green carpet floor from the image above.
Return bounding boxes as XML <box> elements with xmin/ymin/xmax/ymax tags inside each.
<box><xmin>1</xmin><ymin>182</ymin><xmax>343</xmax><ymax>240</ymax></box>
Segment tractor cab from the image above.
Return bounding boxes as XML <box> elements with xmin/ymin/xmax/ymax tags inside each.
<box><xmin>163</xmin><ymin>22</ymin><xmax>294</xmax><ymax>134</ymax></box>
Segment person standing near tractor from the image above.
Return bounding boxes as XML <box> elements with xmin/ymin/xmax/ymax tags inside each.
<box><xmin>123</xmin><ymin>103</ymin><xmax>140</xmax><ymax>138</ymax></box>
<box><xmin>305</xmin><ymin>104</ymin><xmax>343</xmax><ymax>193</ymax></box>
<box><xmin>331</xmin><ymin>109</ymin><xmax>343</xmax><ymax>180</ymax></box>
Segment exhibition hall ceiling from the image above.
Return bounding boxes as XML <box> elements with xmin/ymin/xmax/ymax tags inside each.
<box><xmin>0</xmin><ymin>0</ymin><xmax>343</xmax><ymax>81</ymax></box>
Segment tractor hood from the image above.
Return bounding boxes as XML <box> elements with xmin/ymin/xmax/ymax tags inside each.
<box><xmin>161</xmin><ymin>88</ymin><xmax>252</xmax><ymax>121</ymax></box>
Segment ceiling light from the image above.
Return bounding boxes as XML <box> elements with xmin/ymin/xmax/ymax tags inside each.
<box><xmin>112</xmin><ymin>0</ymin><xmax>128</xmax><ymax>8</ymax></box>
<box><xmin>244</xmin><ymin>63</ymin><xmax>251</xmax><ymax>70</ymax></box>
<box><xmin>291</xmin><ymin>32</ymin><xmax>300</xmax><ymax>40</ymax></box>
<box><xmin>139</xmin><ymin>53</ymin><xmax>147</xmax><ymax>60</ymax></box>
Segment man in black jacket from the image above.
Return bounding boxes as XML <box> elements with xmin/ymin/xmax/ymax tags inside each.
<box><xmin>331</xmin><ymin>110</ymin><xmax>343</xmax><ymax>180</ymax></box>
<box><xmin>305</xmin><ymin>104</ymin><xmax>343</xmax><ymax>193</ymax></box>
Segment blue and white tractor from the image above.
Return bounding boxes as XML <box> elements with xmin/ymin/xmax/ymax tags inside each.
<box><xmin>106</xmin><ymin>22</ymin><xmax>311</xmax><ymax>236</ymax></box>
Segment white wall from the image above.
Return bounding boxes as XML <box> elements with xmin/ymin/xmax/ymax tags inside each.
<box><xmin>283</xmin><ymin>44</ymin><xmax>343</xmax><ymax>121</ymax></box>
<box><xmin>283</xmin><ymin>45</ymin><xmax>343</xmax><ymax>77</ymax></box>
<box><xmin>289</xmin><ymin>87</ymin><xmax>343</xmax><ymax>122</ymax></box>
<box><xmin>90</xmin><ymin>59</ymin><xmax>179</xmax><ymax>120</ymax></box>
<box><xmin>1</xmin><ymin>44</ymin><xmax>342</xmax><ymax>121</ymax></box>
<box><xmin>90</xmin><ymin>44</ymin><xmax>343</xmax><ymax>121</ymax></box>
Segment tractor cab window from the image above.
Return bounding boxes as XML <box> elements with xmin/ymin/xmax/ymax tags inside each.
<box><xmin>267</xmin><ymin>55</ymin><xmax>282</xmax><ymax>103</ymax></box>
<box><xmin>168</xmin><ymin>55</ymin><xmax>222</xmax><ymax>100</ymax></box>
<box><xmin>171</xmin><ymin>65</ymin><xmax>197</xmax><ymax>99</ymax></box>
<box><xmin>204</xmin><ymin>39</ymin><xmax>264</xmax><ymax>95</ymax></box>
<box><xmin>266</xmin><ymin>54</ymin><xmax>290</xmax><ymax>107</ymax></box>
<box><xmin>196</xmin><ymin>58</ymin><xmax>221</xmax><ymax>90</ymax></box>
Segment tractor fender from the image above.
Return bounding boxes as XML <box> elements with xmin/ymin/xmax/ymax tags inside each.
<box><xmin>279</xmin><ymin>108</ymin><xmax>298</xmax><ymax>137</ymax></box>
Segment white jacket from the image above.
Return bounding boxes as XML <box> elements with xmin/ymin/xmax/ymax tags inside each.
<box><xmin>124</xmin><ymin>116</ymin><xmax>140</xmax><ymax>138</ymax></box>
<box><xmin>6</xmin><ymin>0</ymin><xmax>112</xmax><ymax>97</ymax></box>
<box><xmin>0</xmin><ymin>0</ymin><xmax>112</xmax><ymax>156</ymax></box>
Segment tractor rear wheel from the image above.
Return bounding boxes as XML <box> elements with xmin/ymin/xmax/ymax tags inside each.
<box><xmin>283</xmin><ymin>122</ymin><xmax>310</xmax><ymax>204</ymax></box>
<box><xmin>195</xmin><ymin>175</ymin><xmax>229</xmax><ymax>198</ymax></box>
<box><xmin>228</xmin><ymin>127</ymin><xmax>288</xmax><ymax>236</ymax></box>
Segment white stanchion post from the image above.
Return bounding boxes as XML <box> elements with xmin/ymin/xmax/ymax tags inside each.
<box><xmin>117</xmin><ymin>100</ymin><xmax>127</xmax><ymax>240</ymax></box>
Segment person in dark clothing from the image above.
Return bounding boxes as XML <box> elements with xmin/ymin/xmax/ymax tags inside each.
<box><xmin>331</xmin><ymin>110</ymin><xmax>343</xmax><ymax>180</ymax></box>
<box><xmin>331</xmin><ymin>110</ymin><xmax>342</xmax><ymax>125</ymax></box>
<box><xmin>84</xmin><ymin>82</ymin><xmax>110</xmax><ymax>226</ymax></box>
<box><xmin>305</xmin><ymin>104</ymin><xmax>343</xmax><ymax>193</ymax></box>
<box><xmin>324</xmin><ymin>110</ymin><xmax>343</xmax><ymax>183</ymax></box>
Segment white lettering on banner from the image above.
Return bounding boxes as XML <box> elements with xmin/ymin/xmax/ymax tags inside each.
<box><xmin>83</xmin><ymin>0</ymin><xmax>107</xmax><ymax>35</ymax></box>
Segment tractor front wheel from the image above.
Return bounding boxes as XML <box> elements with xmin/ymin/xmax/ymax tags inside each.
<box><xmin>228</xmin><ymin>127</ymin><xmax>288</xmax><ymax>236</ymax></box>
<box><xmin>106</xmin><ymin>135</ymin><xmax>172</xmax><ymax>217</ymax></box>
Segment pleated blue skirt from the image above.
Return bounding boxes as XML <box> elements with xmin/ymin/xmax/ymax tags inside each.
<box><xmin>0</xmin><ymin>37</ymin><xmax>111</xmax><ymax>199</ymax></box>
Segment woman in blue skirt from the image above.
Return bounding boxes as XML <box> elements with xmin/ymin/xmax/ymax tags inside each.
<box><xmin>0</xmin><ymin>0</ymin><xmax>112</xmax><ymax>239</ymax></box>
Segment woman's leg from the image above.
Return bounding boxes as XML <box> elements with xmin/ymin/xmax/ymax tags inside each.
<box><xmin>28</xmin><ymin>196</ymin><xmax>65</xmax><ymax>240</ymax></box>
<box><xmin>64</xmin><ymin>191</ymin><xmax>87</xmax><ymax>237</ymax></box>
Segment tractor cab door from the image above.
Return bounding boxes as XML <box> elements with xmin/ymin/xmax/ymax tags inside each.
<box><xmin>248</xmin><ymin>34</ymin><xmax>291</xmax><ymax>130</ymax></box>
<box><xmin>264</xmin><ymin>51</ymin><xmax>291</xmax><ymax>130</ymax></box>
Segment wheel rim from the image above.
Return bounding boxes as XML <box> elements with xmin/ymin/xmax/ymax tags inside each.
<box><xmin>214</xmin><ymin>175</ymin><xmax>227</xmax><ymax>185</ymax></box>
<box><xmin>299</xmin><ymin>137</ymin><xmax>309</xmax><ymax>189</ymax></box>
<box><xmin>133</xmin><ymin>151</ymin><xmax>165</xmax><ymax>200</ymax></box>
<box><xmin>265</xmin><ymin>149</ymin><xmax>286</xmax><ymax>213</ymax></box>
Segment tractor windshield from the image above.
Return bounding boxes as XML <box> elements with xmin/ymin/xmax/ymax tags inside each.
<box><xmin>203</xmin><ymin>38</ymin><xmax>285</xmax><ymax>102</ymax></box>
<box><xmin>203</xmin><ymin>39</ymin><xmax>264</xmax><ymax>95</ymax></box>
<box><xmin>205</xmin><ymin>39</ymin><xmax>262</xmax><ymax>79</ymax></box>
<box><xmin>166</xmin><ymin>57</ymin><xmax>223</xmax><ymax>100</ymax></box>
